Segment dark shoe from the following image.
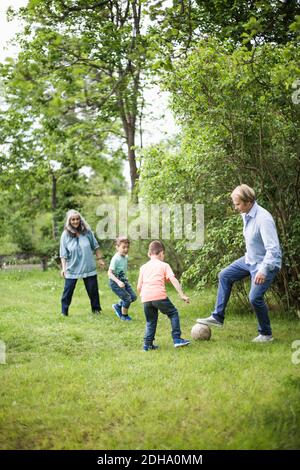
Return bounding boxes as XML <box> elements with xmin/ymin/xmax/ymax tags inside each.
<box><xmin>61</xmin><ymin>312</ymin><xmax>68</xmax><ymax>316</ymax></box>
<box><xmin>174</xmin><ymin>338</ymin><xmax>190</xmax><ymax>348</ymax></box>
<box><xmin>121</xmin><ymin>314</ymin><xmax>132</xmax><ymax>321</ymax></box>
<box><xmin>112</xmin><ymin>304</ymin><xmax>122</xmax><ymax>319</ymax></box>
<box><xmin>92</xmin><ymin>310</ymin><xmax>101</xmax><ymax>315</ymax></box>
<box><xmin>143</xmin><ymin>343</ymin><xmax>159</xmax><ymax>351</ymax></box>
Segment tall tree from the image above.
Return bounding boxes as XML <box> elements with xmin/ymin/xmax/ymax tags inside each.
<box><xmin>6</xmin><ymin>0</ymin><xmax>151</xmax><ymax>194</ymax></box>
<box><xmin>0</xmin><ymin>52</ymin><xmax>125</xmax><ymax>242</ymax></box>
<box><xmin>140</xmin><ymin>39</ymin><xmax>300</xmax><ymax>309</ymax></box>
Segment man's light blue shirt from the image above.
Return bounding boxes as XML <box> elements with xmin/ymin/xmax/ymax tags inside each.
<box><xmin>242</xmin><ymin>202</ymin><xmax>282</xmax><ymax>276</ymax></box>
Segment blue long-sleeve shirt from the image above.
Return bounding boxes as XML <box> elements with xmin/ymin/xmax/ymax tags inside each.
<box><xmin>60</xmin><ymin>230</ymin><xmax>99</xmax><ymax>279</ymax></box>
<box><xmin>242</xmin><ymin>202</ymin><xmax>282</xmax><ymax>276</ymax></box>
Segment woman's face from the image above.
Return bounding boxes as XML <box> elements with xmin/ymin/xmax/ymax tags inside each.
<box><xmin>70</xmin><ymin>215</ymin><xmax>81</xmax><ymax>229</ymax></box>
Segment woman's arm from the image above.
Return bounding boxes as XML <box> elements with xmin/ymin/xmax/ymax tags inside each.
<box><xmin>60</xmin><ymin>257</ymin><xmax>67</xmax><ymax>278</ymax></box>
<box><xmin>95</xmin><ymin>248</ymin><xmax>106</xmax><ymax>268</ymax></box>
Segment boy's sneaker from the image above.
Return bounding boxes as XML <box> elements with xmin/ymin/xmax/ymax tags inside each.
<box><xmin>174</xmin><ymin>338</ymin><xmax>190</xmax><ymax>348</ymax></box>
<box><xmin>252</xmin><ymin>334</ymin><xmax>274</xmax><ymax>343</ymax></box>
<box><xmin>143</xmin><ymin>344</ymin><xmax>159</xmax><ymax>351</ymax></box>
<box><xmin>112</xmin><ymin>304</ymin><xmax>122</xmax><ymax>319</ymax></box>
<box><xmin>197</xmin><ymin>315</ymin><xmax>223</xmax><ymax>328</ymax></box>
<box><xmin>121</xmin><ymin>314</ymin><xmax>132</xmax><ymax>321</ymax></box>
<box><xmin>61</xmin><ymin>312</ymin><xmax>68</xmax><ymax>317</ymax></box>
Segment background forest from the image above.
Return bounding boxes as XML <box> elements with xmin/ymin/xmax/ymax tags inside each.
<box><xmin>0</xmin><ymin>0</ymin><xmax>299</xmax><ymax>311</ymax></box>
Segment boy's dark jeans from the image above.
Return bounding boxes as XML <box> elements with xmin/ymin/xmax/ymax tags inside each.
<box><xmin>61</xmin><ymin>275</ymin><xmax>101</xmax><ymax>314</ymax></box>
<box><xmin>109</xmin><ymin>279</ymin><xmax>137</xmax><ymax>309</ymax></box>
<box><xmin>143</xmin><ymin>297</ymin><xmax>181</xmax><ymax>345</ymax></box>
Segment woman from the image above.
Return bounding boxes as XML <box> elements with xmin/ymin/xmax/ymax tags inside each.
<box><xmin>60</xmin><ymin>210</ymin><xmax>105</xmax><ymax>316</ymax></box>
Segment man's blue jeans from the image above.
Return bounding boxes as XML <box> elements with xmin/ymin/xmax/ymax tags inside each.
<box><xmin>212</xmin><ymin>256</ymin><xmax>279</xmax><ymax>335</ymax></box>
<box><xmin>109</xmin><ymin>279</ymin><xmax>137</xmax><ymax>309</ymax></box>
<box><xmin>61</xmin><ymin>275</ymin><xmax>101</xmax><ymax>314</ymax></box>
<box><xmin>143</xmin><ymin>297</ymin><xmax>181</xmax><ymax>345</ymax></box>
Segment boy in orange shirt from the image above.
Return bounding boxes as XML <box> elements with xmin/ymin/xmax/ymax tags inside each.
<box><xmin>137</xmin><ymin>240</ymin><xmax>190</xmax><ymax>351</ymax></box>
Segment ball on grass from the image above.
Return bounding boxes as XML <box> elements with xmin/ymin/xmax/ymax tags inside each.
<box><xmin>191</xmin><ymin>323</ymin><xmax>211</xmax><ymax>341</ymax></box>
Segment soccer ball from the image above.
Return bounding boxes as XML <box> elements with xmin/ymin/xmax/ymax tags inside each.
<box><xmin>191</xmin><ymin>323</ymin><xmax>211</xmax><ymax>341</ymax></box>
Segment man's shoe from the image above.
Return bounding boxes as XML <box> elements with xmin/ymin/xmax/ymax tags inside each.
<box><xmin>252</xmin><ymin>334</ymin><xmax>274</xmax><ymax>343</ymax></box>
<box><xmin>112</xmin><ymin>304</ymin><xmax>122</xmax><ymax>319</ymax></box>
<box><xmin>122</xmin><ymin>314</ymin><xmax>132</xmax><ymax>321</ymax></box>
<box><xmin>61</xmin><ymin>312</ymin><xmax>68</xmax><ymax>316</ymax></box>
<box><xmin>197</xmin><ymin>315</ymin><xmax>223</xmax><ymax>328</ymax></box>
<box><xmin>174</xmin><ymin>338</ymin><xmax>190</xmax><ymax>348</ymax></box>
<box><xmin>143</xmin><ymin>344</ymin><xmax>159</xmax><ymax>351</ymax></box>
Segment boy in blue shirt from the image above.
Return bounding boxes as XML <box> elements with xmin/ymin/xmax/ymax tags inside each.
<box><xmin>108</xmin><ymin>236</ymin><xmax>137</xmax><ymax>321</ymax></box>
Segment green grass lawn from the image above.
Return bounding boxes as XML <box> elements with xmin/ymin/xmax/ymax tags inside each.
<box><xmin>0</xmin><ymin>269</ymin><xmax>300</xmax><ymax>450</ymax></box>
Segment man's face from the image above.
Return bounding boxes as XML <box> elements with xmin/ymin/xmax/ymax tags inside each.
<box><xmin>232</xmin><ymin>195</ymin><xmax>253</xmax><ymax>214</ymax></box>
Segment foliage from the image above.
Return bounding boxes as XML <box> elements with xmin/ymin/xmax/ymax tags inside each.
<box><xmin>5</xmin><ymin>0</ymin><xmax>155</xmax><ymax>193</ymax></box>
<box><xmin>140</xmin><ymin>39</ymin><xmax>300</xmax><ymax>310</ymax></box>
<box><xmin>1</xmin><ymin>1</ymin><xmax>299</xmax><ymax>310</ymax></box>
<box><xmin>192</xmin><ymin>0</ymin><xmax>300</xmax><ymax>46</ymax></box>
<box><xmin>0</xmin><ymin>22</ymin><xmax>126</xmax><ymax>253</ymax></box>
<box><xmin>144</xmin><ymin>0</ymin><xmax>300</xmax><ymax>74</ymax></box>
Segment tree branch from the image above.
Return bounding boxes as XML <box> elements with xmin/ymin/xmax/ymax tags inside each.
<box><xmin>46</xmin><ymin>1</ymin><xmax>110</xmax><ymax>22</ymax></box>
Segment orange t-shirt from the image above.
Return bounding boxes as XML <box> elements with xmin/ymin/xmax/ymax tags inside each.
<box><xmin>138</xmin><ymin>258</ymin><xmax>175</xmax><ymax>303</ymax></box>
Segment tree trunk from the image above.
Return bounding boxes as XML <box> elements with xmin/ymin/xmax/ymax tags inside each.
<box><xmin>118</xmin><ymin>97</ymin><xmax>139</xmax><ymax>199</ymax></box>
<box><xmin>41</xmin><ymin>257</ymin><xmax>48</xmax><ymax>271</ymax></box>
<box><xmin>126</xmin><ymin>121</ymin><xmax>139</xmax><ymax>196</ymax></box>
<box><xmin>51</xmin><ymin>172</ymin><xmax>58</xmax><ymax>240</ymax></box>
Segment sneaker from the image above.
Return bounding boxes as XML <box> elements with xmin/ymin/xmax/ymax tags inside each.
<box><xmin>112</xmin><ymin>304</ymin><xmax>122</xmax><ymax>319</ymax></box>
<box><xmin>252</xmin><ymin>334</ymin><xmax>274</xmax><ymax>343</ymax></box>
<box><xmin>174</xmin><ymin>338</ymin><xmax>190</xmax><ymax>348</ymax></box>
<box><xmin>61</xmin><ymin>312</ymin><xmax>68</xmax><ymax>316</ymax></box>
<box><xmin>122</xmin><ymin>314</ymin><xmax>132</xmax><ymax>321</ymax></box>
<box><xmin>143</xmin><ymin>344</ymin><xmax>159</xmax><ymax>351</ymax></box>
<box><xmin>196</xmin><ymin>315</ymin><xmax>223</xmax><ymax>328</ymax></box>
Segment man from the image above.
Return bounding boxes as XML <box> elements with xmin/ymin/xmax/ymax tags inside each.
<box><xmin>198</xmin><ymin>184</ymin><xmax>282</xmax><ymax>342</ymax></box>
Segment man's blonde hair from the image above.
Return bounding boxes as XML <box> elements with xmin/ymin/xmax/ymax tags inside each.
<box><xmin>231</xmin><ymin>184</ymin><xmax>256</xmax><ymax>203</ymax></box>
